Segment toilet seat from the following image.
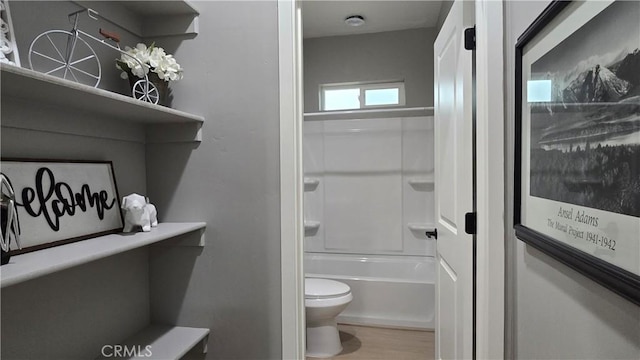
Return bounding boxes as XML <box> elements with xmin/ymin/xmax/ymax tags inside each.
<box><xmin>305</xmin><ymin>278</ymin><xmax>351</xmax><ymax>299</ymax></box>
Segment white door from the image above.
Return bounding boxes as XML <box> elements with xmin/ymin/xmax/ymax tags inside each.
<box><xmin>433</xmin><ymin>0</ymin><xmax>475</xmax><ymax>359</ymax></box>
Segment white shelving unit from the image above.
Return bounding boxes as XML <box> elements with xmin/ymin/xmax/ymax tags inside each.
<box><xmin>96</xmin><ymin>325</ymin><xmax>209</xmax><ymax>360</ymax></box>
<box><xmin>1</xmin><ymin>222</ymin><xmax>206</xmax><ymax>289</ymax></box>
<box><xmin>407</xmin><ymin>177</ymin><xmax>434</xmax><ymax>186</ymax></box>
<box><xmin>304</xmin><ymin>220</ymin><xmax>321</xmax><ymax>232</ymax></box>
<box><xmin>408</xmin><ymin>176</ymin><xmax>435</xmax><ymax>191</ymax></box>
<box><xmin>407</xmin><ymin>223</ymin><xmax>435</xmax><ymax>233</ymax></box>
<box><xmin>304</xmin><ymin>177</ymin><xmax>320</xmax><ymax>191</ymax></box>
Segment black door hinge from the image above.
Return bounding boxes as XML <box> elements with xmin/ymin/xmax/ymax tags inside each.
<box><xmin>464</xmin><ymin>26</ymin><xmax>476</xmax><ymax>51</ymax></box>
<box><xmin>465</xmin><ymin>212</ymin><xmax>477</xmax><ymax>235</ymax></box>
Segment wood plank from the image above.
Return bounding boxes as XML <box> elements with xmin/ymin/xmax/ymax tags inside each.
<box><xmin>1</xmin><ymin>64</ymin><xmax>204</xmax><ymax>126</ymax></box>
<box><xmin>1</xmin><ymin>222</ymin><xmax>206</xmax><ymax>288</ymax></box>
<box><xmin>97</xmin><ymin>325</ymin><xmax>209</xmax><ymax>360</ymax></box>
<box><xmin>306</xmin><ymin>324</ymin><xmax>434</xmax><ymax>360</ymax></box>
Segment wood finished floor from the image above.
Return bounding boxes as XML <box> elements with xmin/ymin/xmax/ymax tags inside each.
<box><xmin>307</xmin><ymin>324</ymin><xmax>435</xmax><ymax>360</ymax></box>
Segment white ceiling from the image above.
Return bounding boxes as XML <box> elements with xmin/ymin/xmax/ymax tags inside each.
<box><xmin>302</xmin><ymin>1</ymin><xmax>443</xmax><ymax>39</ymax></box>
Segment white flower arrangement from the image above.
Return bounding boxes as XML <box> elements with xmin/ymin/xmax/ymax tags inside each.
<box><xmin>116</xmin><ymin>43</ymin><xmax>183</xmax><ymax>82</ymax></box>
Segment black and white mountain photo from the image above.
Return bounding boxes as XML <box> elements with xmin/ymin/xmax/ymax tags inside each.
<box><xmin>529</xmin><ymin>1</ymin><xmax>640</xmax><ymax>217</ymax></box>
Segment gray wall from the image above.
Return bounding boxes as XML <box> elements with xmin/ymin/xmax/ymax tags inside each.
<box><xmin>504</xmin><ymin>2</ymin><xmax>640</xmax><ymax>359</ymax></box>
<box><xmin>1</xmin><ymin>105</ymin><xmax>149</xmax><ymax>360</ymax></box>
<box><xmin>303</xmin><ymin>28</ymin><xmax>436</xmax><ymax>112</ymax></box>
<box><xmin>2</xmin><ymin>3</ymin><xmax>148</xmax><ymax>358</ymax></box>
<box><xmin>2</xmin><ymin>1</ymin><xmax>282</xmax><ymax>359</ymax></box>
<box><xmin>145</xmin><ymin>1</ymin><xmax>282</xmax><ymax>359</ymax></box>
<box><xmin>436</xmin><ymin>0</ymin><xmax>453</xmax><ymax>33</ymax></box>
<box><xmin>1</xmin><ymin>248</ymin><xmax>149</xmax><ymax>359</ymax></box>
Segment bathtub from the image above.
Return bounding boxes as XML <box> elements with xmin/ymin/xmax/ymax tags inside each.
<box><xmin>304</xmin><ymin>253</ymin><xmax>435</xmax><ymax>330</ymax></box>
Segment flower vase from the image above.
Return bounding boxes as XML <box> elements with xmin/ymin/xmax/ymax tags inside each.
<box><xmin>128</xmin><ymin>72</ymin><xmax>172</xmax><ymax>107</ymax></box>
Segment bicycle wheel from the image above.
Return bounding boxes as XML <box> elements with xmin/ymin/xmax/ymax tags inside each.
<box><xmin>132</xmin><ymin>79</ymin><xmax>159</xmax><ymax>104</ymax></box>
<box><xmin>29</xmin><ymin>30</ymin><xmax>101</xmax><ymax>87</ymax></box>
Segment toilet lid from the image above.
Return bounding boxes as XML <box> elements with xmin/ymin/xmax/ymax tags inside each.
<box><xmin>305</xmin><ymin>278</ymin><xmax>351</xmax><ymax>299</ymax></box>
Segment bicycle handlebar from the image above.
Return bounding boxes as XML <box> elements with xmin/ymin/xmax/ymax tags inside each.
<box><xmin>68</xmin><ymin>8</ymin><xmax>100</xmax><ymax>26</ymax></box>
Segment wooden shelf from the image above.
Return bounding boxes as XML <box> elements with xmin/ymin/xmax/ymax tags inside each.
<box><xmin>0</xmin><ymin>222</ymin><xmax>206</xmax><ymax>288</ymax></box>
<box><xmin>1</xmin><ymin>64</ymin><xmax>204</xmax><ymax>125</ymax></box>
<box><xmin>73</xmin><ymin>1</ymin><xmax>199</xmax><ymax>38</ymax></box>
<box><xmin>116</xmin><ymin>1</ymin><xmax>199</xmax><ymax>16</ymax></box>
<box><xmin>96</xmin><ymin>325</ymin><xmax>209</xmax><ymax>360</ymax></box>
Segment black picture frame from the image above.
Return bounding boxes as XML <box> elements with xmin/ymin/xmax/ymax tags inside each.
<box><xmin>1</xmin><ymin>158</ymin><xmax>123</xmax><ymax>255</ymax></box>
<box><xmin>514</xmin><ymin>0</ymin><xmax>640</xmax><ymax>306</ymax></box>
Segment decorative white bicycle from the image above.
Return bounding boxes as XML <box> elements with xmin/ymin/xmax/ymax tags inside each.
<box><xmin>28</xmin><ymin>8</ymin><xmax>159</xmax><ymax>104</ymax></box>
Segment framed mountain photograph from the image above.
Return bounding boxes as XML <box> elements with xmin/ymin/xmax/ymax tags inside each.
<box><xmin>515</xmin><ymin>0</ymin><xmax>640</xmax><ymax>305</ymax></box>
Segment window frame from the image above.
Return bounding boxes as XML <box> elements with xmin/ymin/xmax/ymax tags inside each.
<box><xmin>320</xmin><ymin>81</ymin><xmax>406</xmax><ymax>111</ymax></box>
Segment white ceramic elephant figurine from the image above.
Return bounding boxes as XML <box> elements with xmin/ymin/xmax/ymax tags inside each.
<box><xmin>121</xmin><ymin>193</ymin><xmax>158</xmax><ymax>232</ymax></box>
<box><xmin>146</xmin><ymin>201</ymin><xmax>158</xmax><ymax>228</ymax></box>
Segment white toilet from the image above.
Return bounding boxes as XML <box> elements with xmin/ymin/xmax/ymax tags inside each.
<box><xmin>305</xmin><ymin>278</ymin><xmax>353</xmax><ymax>358</ymax></box>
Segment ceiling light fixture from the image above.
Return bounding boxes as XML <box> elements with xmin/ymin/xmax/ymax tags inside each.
<box><xmin>345</xmin><ymin>15</ymin><xmax>365</xmax><ymax>27</ymax></box>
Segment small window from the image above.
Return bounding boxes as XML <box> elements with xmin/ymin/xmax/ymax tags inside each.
<box><xmin>321</xmin><ymin>81</ymin><xmax>405</xmax><ymax>111</ymax></box>
<box><xmin>323</xmin><ymin>88</ymin><xmax>360</xmax><ymax>111</ymax></box>
<box><xmin>365</xmin><ymin>88</ymin><xmax>400</xmax><ymax>106</ymax></box>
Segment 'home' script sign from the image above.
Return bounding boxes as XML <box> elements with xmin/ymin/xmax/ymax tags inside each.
<box><xmin>1</xmin><ymin>160</ymin><xmax>123</xmax><ymax>254</ymax></box>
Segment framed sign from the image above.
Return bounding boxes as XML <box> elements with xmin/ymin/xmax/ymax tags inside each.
<box><xmin>1</xmin><ymin>159</ymin><xmax>123</xmax><ymax>254</ymax></box>
<box><xmin>515</xmin><ymin>0</ymin><xmax>640</xmax><ymax>305</ymax></box>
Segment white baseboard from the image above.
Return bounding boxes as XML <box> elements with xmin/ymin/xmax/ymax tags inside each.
<box><xmin>337</xmin><ymin>315</ymin><xmax>434</xmax><ymax>331</ymax></box>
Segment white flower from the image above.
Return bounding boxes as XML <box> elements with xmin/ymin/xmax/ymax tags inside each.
<box><xmin>149</xmin><ymin>47</ymin><xmax>166</xmax><ymax>68</ymax></box>
<box><xmin>117</xmin><ymin>43</ymin><xmax>183</xmax><ymax>82</ymax></box>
